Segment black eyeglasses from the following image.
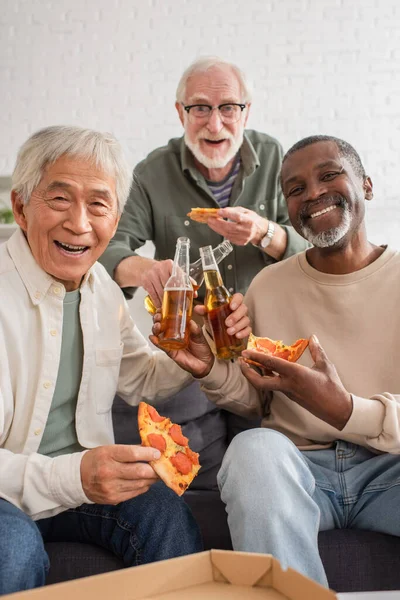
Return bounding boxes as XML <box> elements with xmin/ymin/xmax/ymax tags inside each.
<box><xmin>183</xmin><ymin>103</ymin><xmax>246</xmax><ymax>124</ymax></box>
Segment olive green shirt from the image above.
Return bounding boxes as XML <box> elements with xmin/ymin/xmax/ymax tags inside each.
<box><xmin>99</xmin><ymin>130</ymin><xmax>309</xmax><ymax>299</ymax></box>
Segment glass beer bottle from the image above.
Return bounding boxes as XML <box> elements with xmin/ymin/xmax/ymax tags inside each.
<box><xmin>144</xmin><ymin>240</ymin><xmax>233</xmax><ymax>315</ymax></box>
<box><xmin>157</xmin><ymin>237</ymin><xmax>193</xmax><ymax>351</ymax></box>
<box><xmin>200</xmin><ymin>245</ymin><xmax>245</xmax><ymax>360</ymax></box>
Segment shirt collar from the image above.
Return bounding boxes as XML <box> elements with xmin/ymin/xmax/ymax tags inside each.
<box><xmin>180</xmin><ymin>131</ymin><xmax>260</xmax><ymax>179</ymax></box>
<box><xmin>6</xmin><ymin>228</ymin><xmax>96</xmax><ymax>305</ymax></box>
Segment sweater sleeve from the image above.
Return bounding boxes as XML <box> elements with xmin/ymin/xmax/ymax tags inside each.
<box><xmin>342</xmin><ymin>393</ymin><xmax>400</xmax><ymax>453</ymax></box>
<box><xmin>98</xmin><ymin>172</ymin><xmax>155</xmax><ymax>299</ymax></box>
<box><xmin>197</xmin><ymin>356</ymin><xmax>268</xmax><ymax>419</ymax></box>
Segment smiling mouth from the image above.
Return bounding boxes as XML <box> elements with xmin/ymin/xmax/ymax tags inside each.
<box><xmin>55</xmin><ymin>241</ymin><xmax>89</xmax><ymax>255</ymax></box>
<box><xmin>309</xmin><ymin>205</ymin><xmax>337</xmax><ymax>219</ymax></box>
<box><xmin>203</xmin><ymin>139</ymin><xmax>226</xmax><ymax>145</ymax></box>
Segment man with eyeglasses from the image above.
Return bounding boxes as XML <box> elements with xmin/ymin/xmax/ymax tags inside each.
<box><xmin>100</xmin><ymin>56</ymin><xmax>308</xmax><ymax>304</ymax></box>
<box><xmin>99</xmin><ymin>57</ymin><xmax>309</xmax><ymax>492</ymax></box>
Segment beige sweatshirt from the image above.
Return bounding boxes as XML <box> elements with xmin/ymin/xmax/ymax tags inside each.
<box><xmin>201</xmin><ymin>246</ymin><xmax>400</xmax><ymax>452</ymax></box>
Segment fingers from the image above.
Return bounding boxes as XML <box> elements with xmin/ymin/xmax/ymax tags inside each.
<box><xmin>110</xmin><ymin>444</ymin><xmax>161</xmax><ymax>464</ymax></box>
<box><xmin>117</xmin><ymin>461</ymin><xmax>159</xmax><ymax>481</ymax></box>
<box><xmin>141</xmin><ymin>260</ymin><xmax>173</xmax><ymax>306</ymax></box>
<box><xmin>308</xmin><ymin>334</ymin><xmax>329</xmax><ymax>366</ymax></box>
<box><xmin>240</xmin><ymin>358</ymin><xmax>281</xmax><ymax>390</ymax></box>
<box><xmin>241</xmin><ymin>349</ymin><xmax>297</xmax><ymax>377</ymax></box>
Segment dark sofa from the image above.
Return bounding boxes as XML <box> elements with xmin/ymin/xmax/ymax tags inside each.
<box><xmin>44</xmin><ymin>387</ymin><xmax>400</xmax><ymax>593</ymax></box>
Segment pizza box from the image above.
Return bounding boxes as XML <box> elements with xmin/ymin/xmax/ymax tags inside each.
<box><xmin>3</xmin><ymin>550</ymin><xmax>337</xmax><ymax>600</ymax></box>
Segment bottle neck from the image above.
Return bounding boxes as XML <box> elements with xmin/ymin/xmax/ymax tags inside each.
<box><xmin>172</xmin><ymin>239</ymin><xmax>190</xmax><ymax>277</ymax></box>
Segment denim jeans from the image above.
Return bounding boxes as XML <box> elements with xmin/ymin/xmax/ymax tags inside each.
<box><xmin>0</xmin><ymin>481</ymin><xmax>202</xmax><ymax>596</ymax></box>
<box><xmin>218</xmin><ymin>428</ymin><xmax>400</xmax><ymax>587</ymax></box>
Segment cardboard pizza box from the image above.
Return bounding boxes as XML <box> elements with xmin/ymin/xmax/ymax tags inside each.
<box><xmin>3</xmin><ymin>550</ymin><xmax>338</xmax><ymax>600</ymax></box>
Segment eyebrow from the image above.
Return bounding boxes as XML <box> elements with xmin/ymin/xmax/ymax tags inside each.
<box><xmin>282</xmin><ymin>160</ymin><xmax>341</xmax><ymax>187</ymax></box>
<box><xmin>46</xmin><ymin>181</ymin><xmax>113</xmax><ymax>202</ymax></box>
<box><xmin>187</xmin><ymin>95</ymin><xmax>239</xmax><ymax>105</ymax></box>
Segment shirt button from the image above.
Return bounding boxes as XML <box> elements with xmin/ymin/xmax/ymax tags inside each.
<box><xmin>227</xmin><ymin>264</ymin><xmax>233</xmax><ymax>270</ymax></box>
<box><xmin>50</xmin><ymin>329</ymin><xmax>57</xmax><ymax>336</ymax></box>
<box><xmin>53</xmin><ymin>287</ymin><xmax>61</xmax><ymax>295</ymax></box>
<box><xmin>260</xmin><ymin>204</ymin><xmax>265</xmax><ymax>210</ymax></box>
<box><xmin>43</xmin><ymin>381</ymin><xmax>51</xmax><ymax>389</ymax></box>
<box><xmin>34</xmin><ymin>428</ymin><xmax>42</xmax><ymax>436</ymax></box>
<box><xmin>184</xmin><ymin>220</ymin><xmax>190</xmax><ymax>226</ymax></box>
<box><xmin>34</xmin><ymin>291</ymin><xmax>41</xmax><ymax>300</ymax></box>
<box><xmin>229</xmin><ymin>287</ymin><xmax>234</xmax><ymax>293</ymax></box>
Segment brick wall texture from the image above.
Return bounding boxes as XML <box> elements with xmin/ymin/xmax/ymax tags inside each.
<box><xmin>1</xmin><ymin>0</ymin><xmax>400</xmax><ymax>247</ymax></box>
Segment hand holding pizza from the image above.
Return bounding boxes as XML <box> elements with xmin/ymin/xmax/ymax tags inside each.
<box><xmin>241</xmin><ymin>334</ymin><xmax>353</xmax><ymax>431</ymax></box>
<box><xmin>206</xmin><ymin>206</ymin><xmax>269</xmax><ymax>247</ymax></box>
<box><xmin>80</xmin><ymin>445</ymin><xmax>160</xmax><ymax>505</ymax></box>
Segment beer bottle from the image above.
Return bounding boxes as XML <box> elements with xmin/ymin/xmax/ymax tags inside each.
<box><xmin>199</xmin><ymin>245</ymin><xmax>245</xmax><ymax>360</ymax></box>
<box><xmin>144</xmin><ymin>240</ymin><xmax>233</xmax><ymax>315</ymax></box>
<box><xmin>157</xmin><ymin>237</ymin><xmax>193</xmax><ymax>351</ymax></box>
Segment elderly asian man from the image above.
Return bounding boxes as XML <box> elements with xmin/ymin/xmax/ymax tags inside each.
<box><xmin>0</xmin><ymin>125</ymin><xmax>250</xmax><ymax>595</ymax></box>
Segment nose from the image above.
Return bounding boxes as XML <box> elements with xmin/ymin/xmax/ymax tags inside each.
<box><xmin>64</xmin><ymin>204</ymin><xmax>92</xmax><ymax>235</ymax></box>
<box><xmin>306</xmin><ymin>180</ymin><xmax>329</xmax><ymax>202</ymax></box>
<box><xmin>206</xmin><ymin>108</ymin><xmax>224</xmax><ymax>134</ymax></box>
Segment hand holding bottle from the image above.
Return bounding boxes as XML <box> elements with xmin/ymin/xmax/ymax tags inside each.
<box><xmin>150</xmin><ymin>293</ymin><xmax>251</xmax><ymax>378</ymax></box>
<box><xmin>144</xmin><ymin>241</ymin><xmax>233</xmax><ymax>315</ymax></box>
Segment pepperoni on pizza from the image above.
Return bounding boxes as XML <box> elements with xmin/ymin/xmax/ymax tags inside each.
<box><xmin>138</xmin><ymin>402</ymin><xmax>201</xmax><ymax>496</ymax></box>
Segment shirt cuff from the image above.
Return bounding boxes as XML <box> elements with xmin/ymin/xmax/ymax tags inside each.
<box><xmin>50</xmin><ymin>451</ymin><xmax>93</xmax><ymax>508</ymax></box>
<box><xmin>341</xmin><ymin>394</ymin><xmax>385</xmax><ymax>438</ymax></box>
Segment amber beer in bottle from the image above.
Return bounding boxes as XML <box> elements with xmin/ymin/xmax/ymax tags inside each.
<box><xmin>200</xmin><ymin>245</ymin><xmax>245</xmax><ymax>360</ymax></box>
<box><xmin>144</xmin><ymin>240</ymin><xmax>233</xmax><ymax>315</ymax></box>
<box><xmin>157</xmin><ymin>237</ymin><xmax>193</xmax><ymax>351</ymax></box>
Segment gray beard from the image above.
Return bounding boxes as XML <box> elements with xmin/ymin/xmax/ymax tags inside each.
<box><xmin>299</xmin><ymin>199</ymin><xmax>351</xmax><ymax>248</ymax></box>
<box><xmin>184</xmin><ymin>131</ymin><xmax>243</xmax><ymax>170</ymax></box>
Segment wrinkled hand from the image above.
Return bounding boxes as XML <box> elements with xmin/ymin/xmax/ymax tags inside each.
<box><xmin>140</xmin><ymin>260</ymin><xmax>173</xmax><ymax>310</ymax></box>
<box><xmin>240</xmin><ymin>335</ymin><xmax>353</xmax><ymax>430</ymax></box>
<box><xmin>150</xmin><ymin>293</ymin><xmax>251</xmax><ymax>377</ymax></box>
<box><xmin>80</xmin><ymin>445</ymin><xmax>160</xmax><ymax>504</ymax></box>
<box><xmin>207</xmin><ymin>207</ymin><xmax>269</xmax><ymax>246</ymax></box>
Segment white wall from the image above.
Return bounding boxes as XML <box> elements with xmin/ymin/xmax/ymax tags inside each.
<box><xmin>1</xmin><ymin>0</ymin><xmax>400</xmax><ymax>329</ymax></box>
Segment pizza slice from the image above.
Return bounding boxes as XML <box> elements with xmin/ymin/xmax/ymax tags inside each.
<box><xmin>187</xmin><ymin>207</ymin><xmax>220</xmax><ymax>223</ymax></box>
<box><xmin>245</xmin><ymin>333</ymin><xmax>309</xmax><ymax>374</ymax></box>
<box><xmin>138</xmin><ymin>402</ymin><xmax>201</xmax><ymax>496</ymax></box>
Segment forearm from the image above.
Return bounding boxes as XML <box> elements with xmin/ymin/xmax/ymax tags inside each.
<box><xmin>114</xmin><ymin>255</ymin><xmax>157</xmax><ymax>289</ymax></box>
<box><xmin>199</xmin><ymin>359</ymin><xmax>265</xmax><ymax>419</ymax></box>
<box><xmin>0</xmin><ymin>449</ymin><xmax>90</xmax><ymax>520</ymax></box>
<box><xmin>260</xmin><ymin>222</ymin><xmax>288</xmax><ymax>261</ymax></box>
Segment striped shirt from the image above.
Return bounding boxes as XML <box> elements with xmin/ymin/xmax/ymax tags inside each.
<box><xmin>206</xmin><ymin>156</ymin><xmax>241</xmax><ymax>208</ymax></box>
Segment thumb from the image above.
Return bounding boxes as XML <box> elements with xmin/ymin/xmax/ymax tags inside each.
<box><xmin>309</xmin><ymin>334</ymin><xmax>328</xmax><ymax>366</ymax></box>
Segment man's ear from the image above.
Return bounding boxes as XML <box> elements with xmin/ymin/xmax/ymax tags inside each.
<box><xmin>11</xmin><ymin>190</ymin><xmax>28</xmax><ymax>231</ymax></box>
<box><xmin>364</xmin><ymin>176</ymin><xmax>373</xmax><ymax>201</ymax></box>
<box><xmin>175</xmin><ymin>102</ymin><xmax>185</xmax><ymax>127</ymax></box>
<box><xmin>243</xmin><ymin>103</ymin><xmax>251</xmax><ymax>127</ymax></box>
<box><xmin>111</xmin><ymin>214</ymin><xmax>121</xmax><ymax>238</ymax></box>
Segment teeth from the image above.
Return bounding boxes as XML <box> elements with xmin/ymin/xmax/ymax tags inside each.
<box><xmin>58</xmin><ymin>242</ymin><xmax>87</xmax><ymax>251</ymax></box>
<box><xmin>310</xmin><ymin>205</ymin><xmax>336</xmax><ymax>219</ymax></box>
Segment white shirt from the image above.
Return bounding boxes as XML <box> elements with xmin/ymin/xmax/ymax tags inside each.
<box><xmin>0</xmin><ymin>229</ymin><xmax>192</xmax><ymax>520</ymax></box>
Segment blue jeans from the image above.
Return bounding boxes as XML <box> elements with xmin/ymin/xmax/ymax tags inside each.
<box><xmin>0</xmin><ymin>482</ymin><xmax>202</xmax><ymax>596</ymax></box>
<box><xmin>218</xmin><ymin>428</ymin><xmax>400</xmax><ymax>587</ymax></box>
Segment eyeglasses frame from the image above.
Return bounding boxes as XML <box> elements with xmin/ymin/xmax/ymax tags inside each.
<box><xmin>182</xmin><ymin>102</ymin><xmax>247</xmax><ymax>122</ymax></box>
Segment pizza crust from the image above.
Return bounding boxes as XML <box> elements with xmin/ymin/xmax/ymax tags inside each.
<box><xmin>187</xmin><ymin>208</ymin><xmax>219</xmax><ymax>223</ymax></box>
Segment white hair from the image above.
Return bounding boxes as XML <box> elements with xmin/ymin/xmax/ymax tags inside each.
<box><xmin>12</xmin><ymin>125</ymin><xmax>132</xmax><ymax>214</ymax></box>
<box><xmin>176</xmin><ymin>56</ymin><xmax>252</xmax><ymax>104</ymax></box>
